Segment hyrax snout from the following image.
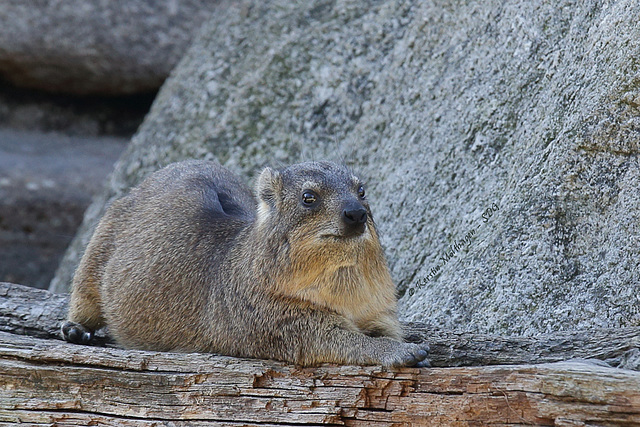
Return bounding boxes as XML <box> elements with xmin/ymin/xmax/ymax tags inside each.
<box><xmin>341</xmin><ymin>203</ymin><xmax>367</xmax><ymax>236</ymax></box>
<box><xmin>62</xmin><ymin>160</ymin><xmax>430</xmax><ymax>368</ymax></box>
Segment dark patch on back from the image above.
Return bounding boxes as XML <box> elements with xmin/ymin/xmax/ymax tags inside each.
<box><xmin>217</xmin><ymin>191</ymin><xmax>248</xmax><ymax>217</ymax></box>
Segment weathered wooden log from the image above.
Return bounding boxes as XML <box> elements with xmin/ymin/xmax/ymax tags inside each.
<box><xmin>1</xmin><ymin>282</ymin><xmax>640</xmax><ymax>425</ymax></box>
<box><xmin>0</xmin><ymin>282</ymin><xmax>68</xmax><ymax>340</ymax></box>
<box><xmin>0</xmin><ymin>331</ymin><xmax>639</xmax><ymax>426</ymax></box>
<box><xmin>1</xmin><ymin>282</ymin><xmax>639</xmax><ymax>369</ymax></box>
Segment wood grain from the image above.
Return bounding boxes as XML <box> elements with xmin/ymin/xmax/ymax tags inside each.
<box><xmin>0</xmin><ymin>332</ymin><xmax>639</xmax><ymax>426</ymax></box>
<box><xmin>1</xmin><ymin>282</ymin><xmax>640</xmax><ymax>425</ymax></box>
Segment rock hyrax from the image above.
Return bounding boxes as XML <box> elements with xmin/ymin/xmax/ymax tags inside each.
<box><xmin>62</xmin><ymin>160</ymin><xmax>429</xmax><ymax>367</ymax></box>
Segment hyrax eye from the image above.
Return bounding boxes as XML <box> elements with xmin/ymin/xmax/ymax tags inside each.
<box><xmin>301</xmin><ymin>190</ymin><xmax>318</xmax><ymax>206</ymax></box>
<box><xmin>357</xmin><ymin>185</ymin><xmax>366</xmax><ymax>199</ymax></box>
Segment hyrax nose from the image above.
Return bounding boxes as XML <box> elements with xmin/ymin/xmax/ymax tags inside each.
<box><xmin>342</xmin><ymin>206</ymin><xmax>367</xmax><ymax>232</ymax></box>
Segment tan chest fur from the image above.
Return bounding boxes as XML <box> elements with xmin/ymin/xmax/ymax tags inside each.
<box><xmin>270</xmin><ymin>226</ymin><xmax>400</xmax><ymax>337</ymax></box>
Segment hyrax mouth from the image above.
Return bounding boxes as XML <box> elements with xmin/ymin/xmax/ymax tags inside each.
<box><xmin>321</xmin><ymin>224</ymin><xmax>369</xmax><ymax>241</ymax></box>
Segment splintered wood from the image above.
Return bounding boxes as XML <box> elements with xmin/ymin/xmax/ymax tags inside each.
<box><xmin>0</xmin><ymin>332</ymin><xmax>639</xmax><ymax>426</ymax></box>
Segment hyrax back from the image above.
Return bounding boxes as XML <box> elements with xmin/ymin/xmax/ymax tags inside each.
<box><xmin>62</xmin><ymin>160</ymin><xmax>429</xmax><ymax>367</ymax></box>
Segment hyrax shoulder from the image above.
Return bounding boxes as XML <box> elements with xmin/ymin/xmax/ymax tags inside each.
<box><xmin>62</xmin><ymin>160</ymin><xmax>429</xmax><ymax>367</ymax></box>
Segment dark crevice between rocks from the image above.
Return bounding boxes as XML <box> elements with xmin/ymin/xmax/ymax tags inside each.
<box><xmin>0</xmin><ymin>77</ymin><xmax>156</xmax><ymax>137</ymax></box>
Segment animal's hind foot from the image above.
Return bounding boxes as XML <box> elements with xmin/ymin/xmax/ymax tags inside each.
<box><xmin>61</xmin><ymin>321</ymin><xmax>94</xmax><ymax>345</ymax></box>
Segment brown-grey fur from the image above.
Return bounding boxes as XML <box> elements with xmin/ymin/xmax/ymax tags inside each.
<box><xmin>62</xmin><ymin>160</ymin><xmax>429</xmax><ymax>367</ymax></box>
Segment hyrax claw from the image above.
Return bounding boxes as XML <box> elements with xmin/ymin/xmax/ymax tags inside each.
<box><xmin>415</xmin><ymin>359</ymin><xmax>431</xmax><ymax>368</ymax></box>
<box><xmin>61</xmin><ymin>321</ymin><xmax>94</xmax><ymax>345</ymax></box>
<box><xmin>383</xmin><ymin>342</ymin><xmax>430</xmax><ymax>368</ymax></box>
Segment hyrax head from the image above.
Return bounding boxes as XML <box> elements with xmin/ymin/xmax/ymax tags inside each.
<box><xmin>255</xmin><ymin>161</ymin><xmax>377</xmax><ymax>250</ymax></box>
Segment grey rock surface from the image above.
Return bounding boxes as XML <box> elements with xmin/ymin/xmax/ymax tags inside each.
<box><xmin>0</xmin><ymin>0</ymin><xmax>219</xmax><ymax>94</ymax></box>
<box><xmin>53</xmin><ymin>0</ymin><xmax>640</xmax><ymax>335</ymax></box>
<box><xmin>0</xmin><ymin>80</ymin><xmax>150</xmax><ymax>289</ymax></box>
<box><xmin>1</xmin><ymin>129</ymin><xmax>126</xmax><ymax>289</ymax></box>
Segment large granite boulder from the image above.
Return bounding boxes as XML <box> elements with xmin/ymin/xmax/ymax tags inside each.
<box><xmin>52</xmin><ymin>0</ymin><xmax>640</xmax><ymax>335</ymax></box>
<box><xmin>0</xmin><ymin>0</ymin><xmax>219</xmax><ymax>94</ymax></box>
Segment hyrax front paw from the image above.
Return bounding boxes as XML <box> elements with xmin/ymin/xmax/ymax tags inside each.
<box><xmin>61</xmin><ymin>321</ymin><xmax>94</xmax><ymax>345</ymax></box>
<box><xmin>381</xmin><ymin>342</ymin><xmax>431</xmax><ymax>368</ymax></box>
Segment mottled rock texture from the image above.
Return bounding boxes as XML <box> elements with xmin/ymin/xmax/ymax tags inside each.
<box><xmin>53</xmin><ymin>0</ymin><xmax>640</xmax><ymax>335</ymax></box>
<box><xmin>0</xmin><ymin>0</ymin><xmax>219</xmax><ymax>94</ymax></box>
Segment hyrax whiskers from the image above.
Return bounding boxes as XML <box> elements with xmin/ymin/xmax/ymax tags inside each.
<box><xmin>62</xmin><ymin>160</ymin><xmax>429</xmax><ymax>367</ymax></box>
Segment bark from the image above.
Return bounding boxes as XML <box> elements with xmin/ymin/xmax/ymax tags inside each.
<box><xmin>1</xmin><ymin>282</ymin><xmax>640</xmax><ymax>425</ymax></box>
<box><xmin>0</xmin><ymin>282</ymin><xmax>68</xmax><ymax>339</ymax></box>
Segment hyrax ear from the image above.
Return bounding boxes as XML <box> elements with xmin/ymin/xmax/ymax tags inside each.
<box><xmin>256</xmin><ymin>167</ymin><xmax>283</xmax><ymax>211</ymax></box>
